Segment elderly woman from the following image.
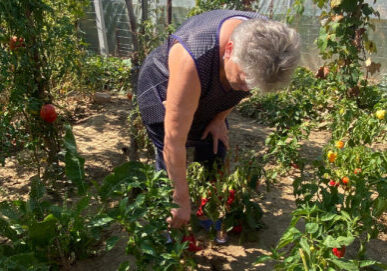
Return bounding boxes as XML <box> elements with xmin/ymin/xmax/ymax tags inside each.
<box><xmin>136</xmin><ymin>9</ymin><xmax>301</xmax><ymax>228</ymax></box>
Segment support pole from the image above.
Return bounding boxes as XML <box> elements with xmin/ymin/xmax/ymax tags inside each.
<box><xmin>93</xmin><ymin>0</ymin><xmax>109</xmax><ymax>56</ymax></box>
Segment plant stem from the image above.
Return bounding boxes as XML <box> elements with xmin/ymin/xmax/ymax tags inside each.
<box><xmin>299</xmin><ymin>248</ymin><xmax>309</xmax><ymax>271</ymax></box>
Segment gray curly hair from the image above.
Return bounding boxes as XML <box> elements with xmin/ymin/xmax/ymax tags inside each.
<box><xmin>231</xmin><ymin>18</ymin><xmax>301</xmax><ymax>92</ymax></box>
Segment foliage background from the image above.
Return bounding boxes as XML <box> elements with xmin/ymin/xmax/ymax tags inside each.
<box><xmin>79</xmin><ymin>0</ymin><xmax>387</xmax><ymax>79</ymax></box>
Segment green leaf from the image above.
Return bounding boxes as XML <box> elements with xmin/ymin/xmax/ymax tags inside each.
<box><xmin>305</xmin><ymin>223</ymin><xmax>319</xmax><ymax>234</ymax></box>
<box><xmin>99</xmin><ymin>161</ymin><xmax>147</xmax><ymax>201</ymax></box>
<box><xmin>340</xmin><ymin>210</ymin><xmax>351</xmax><ymax>221</ymax></box>
<box><xmin>63</xmin><ymin>124</ymin><xmax>78</xmax><ymax>153</ymax></box>
<box><xmin>337</xmin><ymin>236</ymin><xmax>355</xmax><ymax>246</ymax></box>
<box><xmin>140</xmin><ymin>240</ymin><xmax>156</xmax><ymax>256</ymax></box>
<box><xmin>29</xmin><ymin>175</ymin><xmax>45</xmax><ymax>201</ymax></box>
<box><xmin>118</xmin><ymin>261</ymin><xmax>130</xmax><ymax>271</ymax></box>
<box><xmin>106</xmin><ymin>236</ymin><xmax>120</xmax><ymax>251</ymax></box>
<box><xmin>89</xmin><ymin>216</ymin><xmax>114</xmax><ymax>228</ymax></box>
<box><xmin>63</xmin><ymin>124</ymin><xmax>87</xmax><ymax>195</ymax></box>
<box><xmin>0</xmin><ymin>201</ymin><xmax>21</xmax><ymax>221</ymax></box>
<box><xmin>329</xmin><ymin>259</ymin><xmax>359</xmax><ymax>271</ymax></box>
<box><xmin>65</xmin><ymin>152</ymin><xmax>87</xmax><ymax>195</ymax></box>
<box><xmin>75</xmin><ymin>196</ymin><xmax>90</xmax><ymax>215</ymax></box>
<box><xmin>358</xmin><ymin>260</ymin><xmax>377</xmax><ymax>267</ymax></box>
<box><xmin>0</xmin><ymin>217</ymin><xmax>18</xmax><ymax>241</ymax></box>
<box><xmin>300</xmin><ymin>237</ymin><xmax>310</xmax><ymax>256</ymax></box>
<box><xmin>28</xmin><ymin>215</ymin><xmax>58</xmax><ymax>246</ymax></box>
<box><xmin>255</xmin><ymin>255</ymin><xmax>272</xmax><ymax>264</ymax></box>
<box><xmin>277</xmin><ymin>227</ymin><xmax>302</xmax><ymax>249</ymax></box>
<box><xmin>5</xmin><ymin>252</ymin><xmax>42</xmax><ymax>268</ymax></box>
<box><xmin>372</xmin><ymin>197</ymin><xmax>387</xmax><ymax>217</ymax></box>
<box><xmin>323</xmin><ymin>235</ymin><xmax>340</xmax><ymax>248</ymax></box>
<box><xmin>321</xmin><ymin>213</ymin><xmax>338</xmax><ymax>221</ymax></box>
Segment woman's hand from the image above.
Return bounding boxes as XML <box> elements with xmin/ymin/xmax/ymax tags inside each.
<box><xmin>201</xmin><ymin>117</ymin><xmax>230</xmax><ymax>154</ymax></box>
<box><xmin>166</xmin><ymin>191</ymin><xmax>191</xmax><ymax>228</ymax></box>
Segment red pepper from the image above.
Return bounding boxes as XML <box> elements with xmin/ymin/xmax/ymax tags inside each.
<box><xmin>231</xmin><ymin>224</ymin><xmax>243</xmax><ymax>233</ymax></box>
<box><xmin>182</xmin><ymin>234</ymin><xmax>202</xmax><ymax>252</ymax></box>
<box><xmin>332</xmin><ymin>246</ymin><xmax>346</xmax><ymax>258</ymax></box>
<box><xmin>196</xmin><ymin>198</ymin><xmax>208</xmax><ymax>217</ymax></box>
<box><xmin>328</xmin><ymin>179</ymin><xmax>339</xmax><ymax>187</ymax></box>
<box><xmin>226</xmin><ymin>190</ymin><xmax>236</xmax><ymax>206</ymax></box>
<box><xmin>196</xmin><ymin>208</ymin><xmax>204</xmax><ymax>216</ymax></box>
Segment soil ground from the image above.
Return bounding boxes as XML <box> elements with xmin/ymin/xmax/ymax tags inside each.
<box><xmin>0</xmin><ymin>93</ymin><xmax>386</xmax><ymax>270</ymax></box>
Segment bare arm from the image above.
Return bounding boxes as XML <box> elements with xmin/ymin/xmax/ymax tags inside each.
<box><xmin>164</xmin><ymin>43</ymin><xmax>201</xmax><ymax>228</ymax></box>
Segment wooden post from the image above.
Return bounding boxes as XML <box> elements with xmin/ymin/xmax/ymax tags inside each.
<box><xmin>269</xmin><ymin>0</ymin><xmax>274</xmax><ymax>19</ymax></box>
<box><xmin>93</xmin><ymin>0</ymin><xmax>109</xmax><ymax>56</ymax></box>
<box><xmin>125</xmin><ymin>0</ymin><xmax>139</xmax><ymax>52</ymax></box>
<box><xmin>166</xmin><ymin>0</ymin><xmax>172</xmax><ymax>26</ymax></box>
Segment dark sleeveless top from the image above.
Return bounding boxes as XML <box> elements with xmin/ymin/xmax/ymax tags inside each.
<box><xmin>137</xmin><ymin>10</ymin><xmax>266</xmax><ymax>140</ymax></box>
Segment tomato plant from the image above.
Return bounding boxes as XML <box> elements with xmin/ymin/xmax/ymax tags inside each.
<box><xmin>0</xmin><ymin>0</ymin><xmax>88</xmax><ymax>176</ymax></box>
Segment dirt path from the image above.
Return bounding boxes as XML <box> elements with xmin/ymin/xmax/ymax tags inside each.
<box><xmin>1</xmin><ymin>93</ymin><xmax>386</xmax><ymax>270</ymax></box>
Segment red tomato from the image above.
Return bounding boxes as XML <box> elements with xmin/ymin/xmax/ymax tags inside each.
<box><xmin>354</xmin><ymin>168</ymin><xmax>362</xmax><ymax>174</ymax></box>
<box><xmin>335</xmin><ymin>140</ymin><xmax>344</xmax><ymax>149</ymax></box>
<box><xmin>40</xmin><ymin>104</ymin><xmax>57</xmax><ymax>123</ymax></box>
<box><xmin>341</xmin><ymin>176</ymin><xmax>349</xmax><ymax>185</ymax></box>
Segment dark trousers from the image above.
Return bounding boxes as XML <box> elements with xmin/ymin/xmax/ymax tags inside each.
<box><xmin>144</xmin><ymin>123</ymin><xmax>227</xmax><ymax>172</ymax></box>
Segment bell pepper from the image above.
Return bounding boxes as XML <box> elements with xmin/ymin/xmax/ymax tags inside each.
<box><xmin>182</xmin><ymin>234</ymin><xmax>202</xmax><ymax>252</ymax></box>
<box><xmin>332</xmin><ymin>246</ymin><xmax>346</xmax><ymax>258</ymax></box>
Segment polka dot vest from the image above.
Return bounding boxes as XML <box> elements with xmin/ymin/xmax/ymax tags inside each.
<box><xmin>137</xmin><ymin>9</ymin><xmax>266</xmax><ymax>140</ymax></box>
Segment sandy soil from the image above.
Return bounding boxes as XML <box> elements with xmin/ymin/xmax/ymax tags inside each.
<box><xmin>0</xmin><ymin>93</ymin><xmax>385</xmax><ymax>270</ymax></box>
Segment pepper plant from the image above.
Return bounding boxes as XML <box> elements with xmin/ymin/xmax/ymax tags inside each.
<box><xmin>253</xmin><ymin>0</ymin><xmax>387</xmax><ymax>269</ymax></box>
<box><xmin>98</xmin><ymin>162</ymin><xmax>196</xmax><ymax>271</ymax></box>
<box><xmin>187</xmin><ymin>150</ymin><xmax>264</xmax><ymax>242</ymax></box>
